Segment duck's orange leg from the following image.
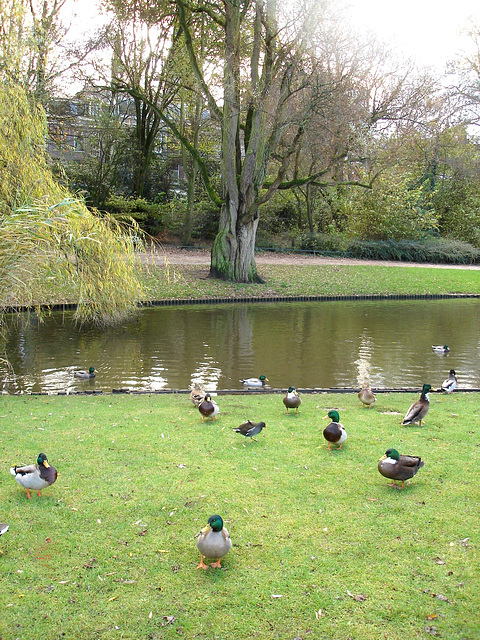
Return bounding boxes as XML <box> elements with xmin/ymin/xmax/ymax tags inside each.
<box><xmin>210</xmin><ymin>558</ymin><xmax>222</xmax><ymax>569</ymax></box>
<box><xmin>196</xmin><ymin>555</ymin><xmax>208</xmax><ymax>570</ymax></box>
<box><xmin>26</xmin><ymin>489</ymin><xmax>32</xmax><ymax>499</ymax></box>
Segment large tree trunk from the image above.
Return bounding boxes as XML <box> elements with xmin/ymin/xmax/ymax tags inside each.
<box><xmin>209</xmin><ymin>200</ymin><xmax>262</xmax><ymax>282</ymax></box>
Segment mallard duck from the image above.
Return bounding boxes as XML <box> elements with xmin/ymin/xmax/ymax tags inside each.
<box><xmin>10</xmin><ymin>453</ymin><xmax>58</xmax><ymax>499</ymax></box>
<box><xmin>240</xmin><ymin>375</ymin><xmax>268</xmax><ymax>388</ymax></box>
<box><xmin>323</xmin><ymin>410</ymin><xmax>347</xmax><ymax>450</ymax></box>
<box><xmin>233</xmin><ymin>420</ymin><xmax>266</xmax><ymax>440</ymax></box>
<box><xmin>402</xmin><ymin>384</ymin><xmax>432</xmax><ymax>426</ymax></box>
<box><xmin>378</xmin><ymin>448</ymin><xmax>424</xmax><ymax>489</ymax></box>
<box><xmin>283</xmin><ymin>387</ymin><xmax>301</xmax><ymax>414</ymax></box>
<box><xmin>74</xmin><ymin>366</ymin><xmax>95</xmax><ymax>379</ymax></box>
<box><xmin>198</xmin><ymin>394</ymin><xmax>220</xmax><ymax>422</ymax></box>
<box><xmin>432</xmin><ymin>345</ymin><xmax>449</xmax><ymax>354</ymax></box>
<box><xmin>196</xmin><ymin>514</ymin><xmax>232</xmax><ymax>570</ymax></box>
<box><xmin>441</xmin><ymin>369</ymin><xmax>457</xmax><ymax>394</ymax></box>
<box><xmin>0</xmin><ymin>523</ymin><xmax>8</xmax><ymax>535</ymax></box>
<box><xmin>358</xmin><ymin>382</ymin><xmax>376</xmax><ymax>409</ymax></box>
<box><xmin>190</xmin><ymin>382</ymin><xmax>205</xmax><ymax>407</ymax></box>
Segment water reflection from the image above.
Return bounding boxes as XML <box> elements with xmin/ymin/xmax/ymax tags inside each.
<box><xmin>3</xmin><ymin>298</ymin><xmax>480</xmax><ymax>393</ymax></box>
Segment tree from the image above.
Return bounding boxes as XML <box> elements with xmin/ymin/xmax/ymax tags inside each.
<box><xmin>172</xmin><ymin>0</ymin><xmax>365</xmax><ymax>282</ymax></box>
<box><xmin>0</xmin><ymin>0</ymin><xmax>103</xmax><ymax>104</ymax></box>
<box><xmin>92</xmin><ymin>1</ymin><xmax>183</xmax><ymax>197</ymax></box>
<box><xmin>0</xmin><ymin>83</ymin><xmax>145</xmax><ymax>326</ymax></box>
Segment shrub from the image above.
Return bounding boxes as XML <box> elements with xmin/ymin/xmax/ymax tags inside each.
<box><xmin>103</xmin><ymin>195</ymin><xmax>164</xmax><ymax>236</ymax></box>
<box><xmin>346</xmin><ymin>238</ymin><xmax>480</xmax><ymax>264</ymax></box>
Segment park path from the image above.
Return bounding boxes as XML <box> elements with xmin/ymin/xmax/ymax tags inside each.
<box><xmin>155</xmin><ymin>246</ymin><xmax>480</xmax><ymax>270</ymax></box>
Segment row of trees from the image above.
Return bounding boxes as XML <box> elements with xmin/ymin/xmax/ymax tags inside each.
<box><xmin>2</xmin><ymin>0</ymin><xmax>480</xmax><ymax>283</ymax></box>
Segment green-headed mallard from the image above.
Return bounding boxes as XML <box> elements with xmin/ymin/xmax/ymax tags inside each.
<box><xmin>190</xmin><ymin>382</ymin><xmax>205</xmax><ymax>407</ymax></box>
<box><xmin>432</xmin><ymin>345</ymin><xmax>449</xmax><ymax>354</ymax></box>
<box><xmin>378</xmin><ymin>448</ymin><xmax>424</xmax><ymax>489</ymax></box>
<box><xmin>402</xmin><ymin>384</ymin><xmax>432</xmax><ymax>426</ymax></box>
<box><xmin>240</xmin><ymin>375</ymin><xmax>268</xmax><ymax>388</ymax></box>
<box><xmin>233</xmin><ymin>420</ymin><xmax>266</xmax><ymax>440</ymax></box>
<box><xmin>358</xmin><ymin>382</ymin><xmax>376</xmax><ymax>409</ymax></box>
<box><xmin>74</xmin><ymin>366</ymin><xmax>95</xmax><ymax>379</ymax></box>
<box><xmin>283</xmin><ymin>387</ymin><xmax>301</xmax><ymax>414</ymax></box>
<box><xmin>323</xmin><ymin>410</ymin><xmax>347</xmax><ymax>450</ymax></box>
<box><xmin>10</xmin><ymin>453</ymin><xmax>58</xmax><ymax>499</ymax></box>
<box><xmin>198</xmin><ymin>394</ymin><xmax>219</xmax><ymax>422</ymax></box>
<box><xmin>196</xmin><ymin>514</ymin><xmax>232</xmax><ymax>570</ymax></box>
<box><xmin>441</xmin><ymin>369</ymin><xmax>457</xmax><ymax>394</ymax></box>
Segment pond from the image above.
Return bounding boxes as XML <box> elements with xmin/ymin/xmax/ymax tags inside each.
<box><xmin>3</xmin><ymin>298</ymin><xmax>480</xmax><ymax>394</ymax></box>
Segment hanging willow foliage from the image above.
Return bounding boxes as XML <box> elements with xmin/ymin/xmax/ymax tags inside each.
<box><xmin>0</xmin><ymin>83</ymin><xmax>146</xmax><ymax>327</ymax></box>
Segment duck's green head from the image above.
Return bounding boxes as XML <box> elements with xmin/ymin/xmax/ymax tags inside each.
<box><xmin>288</xmin><ymin>386</ymin><xmax>296</xmax><ymax>393</ymax></box>
<box><xmin>259</xmin><ymin>375</ymin><xmax>267</xmax><ymax>381</ymax></box>
<box><xmin>89</xmin><ymin>367</ymin><xmax>95</xmax><ymax>374</ymax></box>
<box><xmin>206</xmin><ymin>514</ymin><xmax>224</xmax><ymax>532</ymax></box>
<box><xmin>384</xmin><ymin>448</ymin><xmax>400</xmax><ymax>461</ymax></box>
<box><xmin>37</xmin><ymin>452</ymin><xmax>50</xmax><ymax>468</ymax></box>
<box><xmin>422</xmin><ymin>383</ymin><xmax>432</xmax><ymax>394</ymax></box>
<box><xmin>324</xmin><ymin>409</ymin><xmax>340</xmax><ymax>422</ymax></box>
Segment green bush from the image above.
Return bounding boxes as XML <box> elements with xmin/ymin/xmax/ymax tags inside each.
<box><xmin>103</xmin><ymin>195</ymin><xmax>164</xmax><ymax>236</ymax></box>
<box><xmin>346</xmin><ymin>238</ymin><xmax>480</xmax><ymax>264</ymax></box>
<box><xmin>298</xmin><ymin>232</ymin><xmax>348</xmax><ymax>253</ymax></box>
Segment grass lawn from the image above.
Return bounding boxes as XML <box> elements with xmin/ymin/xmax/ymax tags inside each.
<box><xmin>1</xmin><ymin>392</ymin><xmax>478</xmax><ymax>639</ymax></box>
<box><xmin>19</xmin><ymin>261</ymin><xmax>480</xmax><ymax>308</ymax></box>
<box><xmin>140</xmin><ymin>262</ymin><xmax>480</xmax><ymax>302</ymax></box>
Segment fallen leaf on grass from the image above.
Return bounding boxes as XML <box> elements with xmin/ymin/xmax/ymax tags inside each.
<box><xmin>315</xmin><ymin>609</ymin><xmax>323</xmax><ymax>619</ymax></box>
<box><xmin>83</xmin><ymin>558</ymin><xmax>96</xmax><ymax>569</ymax></box>
<box><xmin>162</xmin><ymin>616</ymin><xmax>176</xmax><ymax>626</ymax></box>
<box><xmin>346</xmin><ymin>590</ymin><xmax>367</xmax><ymax>601</ymax></box>
<box><xmin>434</xmin><ymin>557</ymin><xmax>445</xmax><ymax>565</ymax></box>
<box><xmin>108</xmin><ymin>596</ymin><xmax>118</xmax><ymax>601</ymax></box>
<box><xmin>427</xmin><ymin>614</ymin><xmax>438</xmax><ymax>621</ymax></box>
<box><xmin>271</xmin><ymin>594</ymin><xmax>283</xmax><ymax>598</ymax></box>
<box><xmin>425</xmin><ymin>626</ymin><xmax>438</xmax><ymax>635</ymax></box>
<box><xmin>433</xmin><ymin>593</ymin><xmax>451</xmax><ymax>603</ymax></box>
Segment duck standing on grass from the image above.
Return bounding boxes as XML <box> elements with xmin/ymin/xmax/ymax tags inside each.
<box><xmin>283</xmin><ymin>387</ymin><xmax>301</xmax><ymax>414</ymax></box>
<box><xmin>402</xmin><ymin>384</ymin><xmax>432</xmax><ymax>426</ymax></box>
<box><xmin>233</xmin><ymin>420</ymin><xmax>266</xmax><ymax>441</ymax></box>
<box><xmin>240</xmin><ymin>375</ymin><xmax>268</xmax><ymax>388</ymax></box>
<box><xmin>196</xmin><ymin>515</ymin><xmax>232</xmax><ymax>570</ymax></box>
<box><xmin>74</xmin><ymin>366</ymin><xmax>95</xmax><ymax>379</ymax></box>
<box><xmin>323</xmin><ymin>410</ymin><xmax>347</xmax><ymax>450</ymax></box>
<box><xmin>198</xmin><ymin>394</ymin><xmax>220</xmax><ymax>422</ymax></box>
<box><xmin>10</xmin><ymin>453</ymin><xmax>58</xmax><ymax>499</ymax></box>
<box><xmin>358</xmin><ymin>382</ymin><xmax>376</xmax><ymax>408</ymax></box>
<box><xmin>441</xmin><ymin>369</ymin><xmax>457</xmax><ymax>394</ymax></box>
<box><xmin>378</xmin><ymin>448</ymin><xmax>424</xmax><ymax>489</ymax></box>
<box><xmin>190</xmin><ymin>382</ymin><xmax>205</xmax><ymax>407</ymax></box>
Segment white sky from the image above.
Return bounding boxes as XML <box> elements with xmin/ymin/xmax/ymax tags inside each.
<box><xmin>345</xmin><ymin>0</ymin><xmax>480</xmax><ymax>69</ymax></box>
<box><xmin>67</xmin><ymin>0</ymin><xmax>480</xmax><ymax>70</ymax></box>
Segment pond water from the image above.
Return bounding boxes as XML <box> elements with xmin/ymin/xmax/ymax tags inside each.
<box><xmin>3</xmin><ymin>298</ymin><xmax>480</xmax><ymax>394</ymax></box>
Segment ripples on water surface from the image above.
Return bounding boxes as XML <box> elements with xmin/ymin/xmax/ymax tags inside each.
<box><xmin>3</xmin><ymin>298</ymin><xmax>480</xmax><ymax>393</ymax></box>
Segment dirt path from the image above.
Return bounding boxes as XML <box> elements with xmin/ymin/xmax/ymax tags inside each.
<box><xmin>155</xmin><ymin>246</ymin><xmax>480</xmax><ymax>270</ymax></box>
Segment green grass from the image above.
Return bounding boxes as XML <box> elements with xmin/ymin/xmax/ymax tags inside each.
<box><xmin>142</xmin><ymin>263</ymin><xmax>480</xmax><ymax>302</ymax></box>
<box><xmin>1</xmin><ymin>392</ymin><xmax>478</xmax><ymax>639</ymax></box>
<box><xmin>9</xmin><ymin>260</ymin><xmax>480</xmax><ymax>308</ymax></box>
